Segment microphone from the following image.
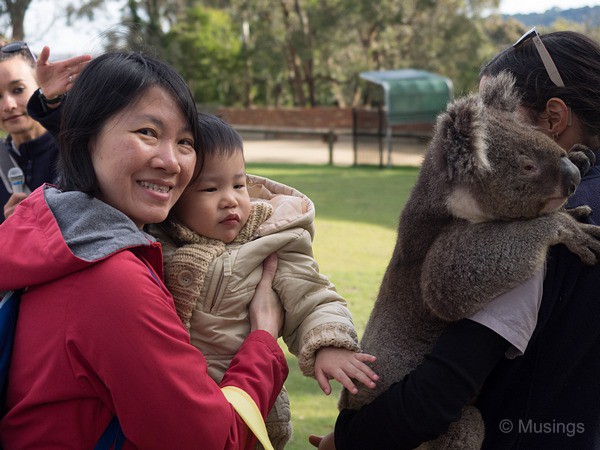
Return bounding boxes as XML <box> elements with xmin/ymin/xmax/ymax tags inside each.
<box><xmin>7</xmin><ymin>167</ymin><xmax>24</xmax><ymax>194</ymax></box>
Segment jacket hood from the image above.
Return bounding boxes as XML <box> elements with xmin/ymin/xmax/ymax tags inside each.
<box><xmin>247</xmin><ymin>174</ymin><xmax>315</xmax><ymax>239</ymax></box>
<box><xmin>0</xmin><ymin>185</ymin><xmax>157</xmax><ymax>291</ymax></box>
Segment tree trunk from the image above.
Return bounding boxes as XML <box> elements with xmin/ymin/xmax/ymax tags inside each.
<box><xmin>4</xmin><ymin>0</ymin><xmax>32</xmax><ymax>41</ymax></box>
<box><xmin>293</xmin><ymin>0</ymin><xmax>315</xmax><ymax>106</ymax></box>
<box><xmin>279</xmin><ymin>0</ymin><xmax>306</xmax><ymax>106</ymax></box>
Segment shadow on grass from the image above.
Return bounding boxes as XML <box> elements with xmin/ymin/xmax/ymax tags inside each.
<box><xmin>246</xmin><ymin>163</ymin><xmax>420</xmax><ymax>231</ymax></box>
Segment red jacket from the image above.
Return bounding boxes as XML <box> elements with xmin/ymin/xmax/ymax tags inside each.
<box><xmin>0</xmin><ymin>185</ymin><xmax>288</xmax><ymax>449</ymax></box>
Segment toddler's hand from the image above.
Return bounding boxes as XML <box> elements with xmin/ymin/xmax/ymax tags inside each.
<box><xmin>314</xmin><ymin>347</ymin><xmax>378</xmax><ymax>395</ymax></box>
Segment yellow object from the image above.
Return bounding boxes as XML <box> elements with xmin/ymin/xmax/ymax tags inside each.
<box><xmin>221</xmin><ymin>386</ymin><xmax>275</xmax><ymax>450</ymax></box>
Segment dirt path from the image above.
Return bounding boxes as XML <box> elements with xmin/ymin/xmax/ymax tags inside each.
<box><xmin>242</xmin><ymin>134</ymin><xmax>427</xmax><ymax>167</ymax></box>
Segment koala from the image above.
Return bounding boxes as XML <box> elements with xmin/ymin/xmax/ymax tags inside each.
<box><xmin>338</xmin><ymin>72</ymin><xmax>600</xmax><ymax>449</ymax></box>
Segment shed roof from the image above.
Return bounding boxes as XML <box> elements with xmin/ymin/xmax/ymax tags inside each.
<box><xmin>360</xmin><ymin>69</ymin><xmax>453</xmax><ymax>125</ymax></box>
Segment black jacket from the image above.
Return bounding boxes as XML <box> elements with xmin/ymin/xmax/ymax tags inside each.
<box><xmin>477</xmin><ymin>152</ymin><xmax>600</xmax><ymax>449</ymax></box>
<box><xmin>334</xmin><ymin>152</ymin><xmax>600</xmax><ymax>449</ymax></box>
<box><xmin>0</xmin><ymin>131</ymin><xmax>59</xmax><ymax>223</ymax></box>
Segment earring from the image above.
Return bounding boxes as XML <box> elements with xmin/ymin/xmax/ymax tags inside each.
<box><xmin>553</xmin><ymin>133</ymin><xmax>559</xmax><ymax>141</ymax></box>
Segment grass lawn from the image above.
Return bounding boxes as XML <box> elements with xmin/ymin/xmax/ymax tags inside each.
<box><xmin>246</xmin><ymin>163</ymin><xmax>420</xmax><ymax>450</ymax></box>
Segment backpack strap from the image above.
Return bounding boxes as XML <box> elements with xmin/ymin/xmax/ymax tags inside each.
<box><xmin>0</xmin><ymin>289</ymin><xmax>22</xmax><ymax>411</ymax></box>
<box><xmin>94</xmin><ymin>416</ymin><xmax>125</xmax><ymax>450</ymax></box>
<box><xmin>221</xmin><ymin>386</ymin><xmax>275</xmax><ymax>450</ymax></box>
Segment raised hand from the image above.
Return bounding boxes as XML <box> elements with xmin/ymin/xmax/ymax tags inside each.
<box><xmin>35</xmin><ymin>46</ymin><xmax>92</xmax><ymax>102</ymax></box>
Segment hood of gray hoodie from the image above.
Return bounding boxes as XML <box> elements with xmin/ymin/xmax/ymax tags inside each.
<box><xmin>0</xmin><ymin>185</ymin><xmax>157</xmax><ymax>292</ymax></box>
<box><xmin>46</xmin><ymin>186</ymin><xmax>155</xmax><ymax>261</ymax></box>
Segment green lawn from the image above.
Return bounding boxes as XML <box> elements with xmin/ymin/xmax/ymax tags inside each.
<box><xmin>246</xmin><ymin>163</ymin><xmax>420</xmax><ymax>450</ymax></box>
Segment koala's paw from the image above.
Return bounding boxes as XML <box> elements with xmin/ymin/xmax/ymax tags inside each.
<box><xmin>565</xmin><ymin>205</ymin><xmax>593</xmax><ymax>221</ymax></box>
<box><xmin>568</xmin><ymin>144</ymin><xmax>596</xmax><ymax>177</ymax></box>
<box><xmin>559</xmin><ymin>215</ymin><xmax>600</xmax><ymax>265</ymax></box>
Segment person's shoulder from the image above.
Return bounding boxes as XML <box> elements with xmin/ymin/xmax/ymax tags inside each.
<box><xmin>81</xmin><ymin>250</ymin><xmax>160</xmax><ymax>294</ymax></box>
<box><xmin>102</xmin><ymin>247</ymin><xmax>154</xmax><ymax>270</ymax></box>
<box><xmin>66</xmin><ymin>250</ymin><xmax>172</xmax><ymax>323</ymax></box>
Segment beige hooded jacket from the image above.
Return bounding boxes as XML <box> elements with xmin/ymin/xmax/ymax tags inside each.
<box><xmin>153</xmin><ymin>175</ymin><xmax>359</xmax><ymax>448</ymax></box>
<box><xmin>156</xmin><ymin>174</ymin><xmax>360</xmax><ymax>381</ymax></box>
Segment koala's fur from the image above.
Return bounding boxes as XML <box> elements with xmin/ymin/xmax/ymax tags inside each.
<box><xmin>339</xmin><ymin>73</ymin><xmax>600</xmax><ymax>448</ymax></box>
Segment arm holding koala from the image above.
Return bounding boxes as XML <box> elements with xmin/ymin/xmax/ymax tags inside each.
<box><xmin>310</xmin><ymin>264</ymin><xmax>547</xmax><ymax>450</ymax></box>
<box><xmin>331</xmin><ymin>195</ymin><xmax>597</xmax><ymax>448</ymax></box>
<box><xmin>421</xmin><ymin>143</ymin><xmax>600</xmax><ymax>322</ymax></box>
<box><xmin>421</xmin><ymin>210</ymin><xmax>600</xmax><ymax>322</ymax></box>
<box><xmin>310</xmin><ymin>319</ymin><xmax>511</xmax><ymax>449</ymax></box>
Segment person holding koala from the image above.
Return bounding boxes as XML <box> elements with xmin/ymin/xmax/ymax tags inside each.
<box><xmin>310</xmin><ymin>30</ymin><xmax>600</xmax><ymax>450</ymax></box>
<box><xmin>475</xmin><ymin>29</ymin><xmax>600</xmax><ymax>449</ymax></box>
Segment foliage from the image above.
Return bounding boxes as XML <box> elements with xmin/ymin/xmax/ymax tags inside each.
<box><xmin>511</xmin><ymin>5</ymin><xmax>600</xmax><ymax>28</ymax></box>
<box><xmin>0</xmin><ymin>0</ymin><xmax>33</xmax><ymax>40</ymax></box>
<box><xmin>3</xmin><ymin>2</ymin><xmax>600</xmax><ymax>106</ymax></box>
<box><xmin>164</xmin><ymin>6</ymin><xmax>243</xmax><ymax>105</ymax></box>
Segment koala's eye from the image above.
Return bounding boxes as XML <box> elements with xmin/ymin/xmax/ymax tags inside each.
<box><xmin>518</xmin><ymin>155</ymin><xmax>537</xmax><ymax>174</ymax></box>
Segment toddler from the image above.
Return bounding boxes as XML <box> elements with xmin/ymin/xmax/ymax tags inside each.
<box><xmin>153</xmin><ymin>113</ymin><xmax>378</xmax><ymax>449</ymax></box>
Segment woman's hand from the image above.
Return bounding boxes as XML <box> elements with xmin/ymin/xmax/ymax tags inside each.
<box><xmin>249</xmin><ymin>253</ymin><xmax>284</xmax><ymax>339</ymax></box>
<box><xmin>36</xmin><ymin>46</ymin><xmax>92</xmax><ymax>102</ymax></box>
<box><xmin>309</xmin><ymin>432</ymin><xmax>336</xmax><ymax>449</ymax></box>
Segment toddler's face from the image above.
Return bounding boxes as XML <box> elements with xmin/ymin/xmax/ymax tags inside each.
<box><xmin>173</xmin><ymin>150</ymin><xmax>251</xmax><ymax>243</ymax></box>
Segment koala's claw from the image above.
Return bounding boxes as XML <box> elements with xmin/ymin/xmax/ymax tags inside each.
<box><xmin>564</xmin><ymin>221</ymin><xmax>600</xmax><ymax>266</ymax></box>
<box><xmin>565</xmin><ymin>205</ymin><xmax>593</xmax><ymax>221</ymax></box>
<box><xmin>568</xmin><ymin>144</ymin><xmax>596</xmax><ymax>177</ymax></box>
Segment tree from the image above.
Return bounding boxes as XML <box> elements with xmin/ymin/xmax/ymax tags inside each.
<box><xmin>65</xmin><ymin>0</ymin><xmax>190</xmax><ymax>51</ymax></box>
<box><xmin>1</xmin><ymin>0</ymin><xmax>34</xmax><ymax>40</ymax></box>
<box><xmin>11</xmin><ymin>0</ymin><xmax>586</xmax><ymax>109</ymax></box>
<box><xmin>164</xmin><ymin>6</ymin><xmax>243</xmax><ymax>105</ymax></box>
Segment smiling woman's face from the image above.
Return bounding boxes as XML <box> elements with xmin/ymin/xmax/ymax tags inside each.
<box><xmin>90</xmin><ymin>86</ymin><xmax>197</xmax><ymax>228</ymax></box>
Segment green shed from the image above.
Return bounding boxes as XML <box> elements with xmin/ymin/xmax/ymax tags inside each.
<box><xmin>359</xmin><ymin>69</ymin><xmax>453</xmax><ymax>165</ymax></box>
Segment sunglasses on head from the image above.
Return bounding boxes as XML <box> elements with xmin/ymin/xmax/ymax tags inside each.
<box><xmin>1</xmin><ymin>41</ymin><xmax>37</xmax><ymax>63</ymax></box>
<box><xmin>513</xmin><ymin>27</ymin><xmax>564</xmax><ymax>87</ymax></box>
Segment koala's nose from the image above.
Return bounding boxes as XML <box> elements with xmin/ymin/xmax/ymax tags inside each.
<box><xmin>561</xmin><ymin>156</ymin><xmax>581</xmax><ymax>197</ymax></box>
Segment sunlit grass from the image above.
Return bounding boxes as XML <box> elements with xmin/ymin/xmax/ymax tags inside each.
<box><xmin>246</xmin><ymin>163</ymin><xmax>419</xmax><ymax>449</ymax></box>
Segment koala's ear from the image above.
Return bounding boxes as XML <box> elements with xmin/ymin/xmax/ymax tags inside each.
<box><xmin>432</xmin><ymin>94</ymin><xmax>490</xmax><ymax>183</ymax></box>
<box><xmin>479</xmin><ymin>71</ymin><xmax>521</xmax><ymax>112</ymax></box>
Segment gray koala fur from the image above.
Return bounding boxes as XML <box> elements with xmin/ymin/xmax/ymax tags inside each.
<box><xmin>338</xmin><ymin>72</ymin><xmax>600</xmax><ymax>449</ymax></box>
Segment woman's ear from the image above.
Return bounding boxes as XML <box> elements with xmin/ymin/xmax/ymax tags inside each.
<box><xmin>540</xmin><ymin>97</ymin><xmax>570</xmax><ymax>136</ymax></box>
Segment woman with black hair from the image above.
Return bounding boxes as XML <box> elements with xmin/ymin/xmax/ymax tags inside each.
<box><xmin>0</xmin><ymin>51</ymin><xmax>287</xmax><ymax>449</ymax></box>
